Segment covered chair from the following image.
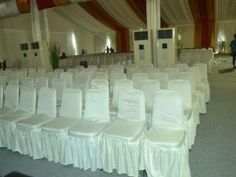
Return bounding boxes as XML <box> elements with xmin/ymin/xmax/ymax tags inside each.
<box><xmin>132</xmin><ymin>73</ymin><xmax>148</xmax><ymax>89</ymax></box>
<box><xmin>68</xmin><ymin>88</ymin><xmax>110</xmax><ymax>171</ymax></box>
<box><xmin>173</xmin><ymin>72</ymin><xmax>200</xmax><ymax>125</ymax></box>
<box><xmin>194</xmin><ymin>63</ymin><xmax>210</xmax><ymax>102</ymax></box>
<box><xmin>187</xmin><ymin>66</ymin><xmax>206</xmax><ymax>114</ymax></box>
<box><xmin>21</xmin><ymin>77</ymin><xmax>34</xmax><ymax>87</ymax></box>
<box><xmin>51</xmin><ymin>78</ymin><xmax>67</xmax><ymax>105</ymax></box>
<box><xmin>60</xmin><ymin>72</ymin><xmax>73</xmax><ymax>88</ymax></box>
<box><xmin>111</xmin><ymin>79</ymin><xmax>133</xmax><ymax>116</ymax></box>
<box><xmin>41</xmin><ymin>89</ymin><xmax>83</xmax><ymax>165</ymax></box>
<box><xmin>100</xmin><ymin>88</ymin><xmax>146</xmax><ymax>177</ymax></box>
<box><xmin>15</xmin><ymin>87</ymin><xmax>57</xmax><ymax>159</ymax></box>
<box><xmin>168</xmin><ymin>80</ymin><xmax>196</xmax><ymax>149</ymax></box>
<box><xmin>0</xmin><ymin>84</ymin><xmax>19</xmax><ymax>117</ymax></box>
<box><xmin>148</xmin><ymin>72</ymin><xmax>169</xmax><ymax>90</ymax></box>
<box><xmin>0</xmin><ymin>87</ymin><xmax>36</xmax><ymax>151</ymax></box>
<box><xmin>141</xmin><ymin>90</ymin><xmax>191</xmax><ymax>177</ymax></box>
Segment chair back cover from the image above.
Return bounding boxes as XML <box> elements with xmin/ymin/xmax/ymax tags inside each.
<box><xmin>168</xmin><ymin>80</ymin><xmax>192</xmax><ymax>109</ymax></box>
<box><xmin>148</xmin><ymin>72</ymin><xmax>169</xmax><ymax>89</ymax></box>
<box><xmin>46</xmin><ymin>72</ymin><xmax>58</xmax><ymax>87</ymax></box>
<box><xmin>51</xmin><ymin>78</ymin><xmax>67</xmax><ymax>101</ymax></box>
<box><xmin>37</xmin><ymin>67</ymin><xmax>46</xmax><ymax>76</ymax></box>
<box><xmin>194</xmin><ymin>63</ymin><xmax>208</xmax><ymax>81</ymax></box>
<box><xmin>112</xmin><ymin>79</ymin><xmax>133</xmax><ymax>107</ymax></box>
<box><xmin>132</xmin><ymin>73</ymin><xmax>148</xmax><ymax>89</ymax></box>
<box><xmin>152</xmin><ymin>90</ymin><xmax>184</xmax><ymax>129</ymax></box>
<box><xmin>118</xmin><ymin>88</ymin><xmax>145</xmax><ymax>121</ymax></box>
<box><xmin>21</xmin><ymin>77</ymin><xmax>34</xmax><ymax>87</ymax></box>
<box><xmin>93</xmin><ymin>71</ymin><xmax>108</xmax><ymax>80</ymax></box>
<box><xmin>60</xmin><ymin>88</ymin><xmax>82</xmax><ymax>119</ymax></box>
<box><xmin>67</xmin><ymin>68</ymin><xmax>78</xmax><ymax>79</ymax></box>
<box><xmin>83</xmin><ymin>88</ymin><xmax>110</xmax><ymax>121</ymax></box>
<box><xmin>4</xmin><ymin>84</ymin><xmax>19</xmax><ymax>110</ymax></box>
<box><xmin>77</xmin><ymin>70</ymin><xmax>91</xmax><ymax>83</ymax></box>
<box><xmin>0</xmin><ymin>85</ymin><xmax>3</xmax><ymax>108</ymax></box>
<box><xmin>141</xmin><ymin>80</ymin><xmax>160</xmax><ymax>109</ymax></box>
<box><xmin>19</xmin><ymin>87</ymin><xmax>36</xmax><ymax>113</ymax></box>
<box><xmin>8</xmin><ymin>79</ymin><xmax>19</xmax><ymax>86</ymax></box>
<box><xmin>35</xmin><ymin>77</ymin><xmax>48</xmax><ymax>92</ymax></box>
<box><xmin>53</xmin><ymin>68</ymin><xmax>64</xmax><ymax>77</ymax></box>
<box><xmin>110</xmin><ymin>72</ymin><xmax>127</xmax><ymax>88</ymax></box>
<box><xmin>37</xmin><ymin>87</ymin><xmax>56</xmax><ymax>118</ymax></box>
<box><xmin>60</xmin><ymin>72</ymin><xmax>73</xmax><ymax>88</ymax></box>
<box><xmin>174</xmin><ymin>72</ymin><xmax>196</xmax><ymax>93</ymax></box>
<box><xmin>91</xmin><ymin>79</ymin><xmax>109</xmax><ymax>90</ymax></box>
<box><xmin>187</xmin><ymin>66</ymin><xmax>202</xmax><ymax>87</ymax></box>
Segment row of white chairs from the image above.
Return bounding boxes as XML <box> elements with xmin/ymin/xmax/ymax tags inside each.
<box><xmin>0</xmin><ymin>85</ymin><xmax>191</xmax><ymax>177</ymax></box>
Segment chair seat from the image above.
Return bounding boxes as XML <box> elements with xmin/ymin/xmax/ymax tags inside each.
<box><xmin>17</xmin><ymin>115</ymin><xmax>53</xmax><ymax>129</ymax></box>
<box><xmin>0</xmin><ymin>107</ymin><xmax>16</xmax><ymax>117</ymax></box>
<box><xmin>69</xmin><ymin>120</ymin><xmax>109</xmax><ymax>137</ymax></box>
<box><xmin>102</xmin><ymin>118</ymin><xmax>145</xmax><ymax>141</ymax></box>
<box><xmin>145</xmin><ymin>128</ymin><xmax>185</xmax><ymax>147</ymax></box>
<box><xmin>0</xmin><ymin>111</ymin><xmax>33</xmax><ymax>123</ymax></box>
<box><xmin>42</xmin><ymin>117</ymin><xmax>80</xmax><ymax>132</ymax></box>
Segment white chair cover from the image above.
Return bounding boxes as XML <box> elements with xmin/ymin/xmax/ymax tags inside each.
<box><xmin>21</xmin><ymin>77</ymin><xmax>34</xmax><ymax>87</ymax></box>
<box><xmin>73</xmin><ymin>79</ymin><xmax>90</xmax><ymax>103</ymax></box>
<box><xmin>60</xmin><ymin>72</ymin><xmax>73</xmax><ymax>88</ymax></box>
<box><xmin>141</xmin><ymin>90</ymin><xmax>191</xmax><ymax>177</ymax></box>
<box><xmin>0</xmin><ymin>84</ymin><xmax>19</xmax><ymax>117</ymax></box>
<box><xmin>194</xmin><ymin>63</ymin><xmax>210</xmax><ymax>102</ymax></box>
<box><xmin>187</xmin><ymin>67</ymin><xmax>206</xmax><ymax>113</ymax></box>
<box><xmin>68</xmin><ymin>89</ymin><xmax>110</xmax><ymax>170</ymax></box>
<box><xmin>34</xmin><ymin>77</ymin><xmax>48</xmax><ymax>92</ymax></box>
<box><xmin>15</xmin><ymin>87</ymin><xmax>56</xmax><ymax>159</ymax></box>
<box><xmin>174</xmin><ymin>72</ymin><xmax>200</xmax><ymax>125</ymax></box>
<box><xmin>112</xmin><ymin>79</ymin><xmax>133</xmax><ymax>113</ymax></box>
<box><xmin>8</xmin><ymin>79</ymin><xmax>19</xmax><ymax>86</ymax></box>
<box><xmin>132</xmin><ymin>73</ymin><xmax>148</xmax><ymax>89</ymax></box>
<box><xmin>109</xmin><ymin>72</ymin><xmax>126</xmax><ymax>94</ymax></box>
<box><xmin>53</xmin><ymin>68</ymin><xmax>64</xmax><ymax>77</ymax></box>
<box><xmin>46</xmin><ymin>72</ymin><xmax>58</xmax><ymax>87</ymax></box>
<box><xmin>0</xmin><ymin>85</ymin><xmax>3</xmax><ymax>108</ymax></box>
<box><xmin>100</xmin><ymin>89</ymin><xmax>145</xmax><ymax>177</ymax></box>
<box><xmin>168</xmin><ymin>80</ymin><xmax>196</xmax><ymax>149</ymax></box>
<box><xmin>51</xmin><ymin>78</ymin><xmax>67</xmax><ymax>103</ymax></box>
<box><xmin>148</xmin><ymin>72</ymin><xmax>169</xmax><ymax>89</ymax></box>
<box><xmin>42</xmin><ymin>89</ymin><xmax>82</xmax><ymax>164</ymax></box>
<box><xmin>0</xmin><ymin>87</ymin><xmax>36</xmax><ymax>151</ymax></box>
<box><xmin>140</xmin><ymin>80</ymin><xmax>160</xmax><ymax>112</ymax></box>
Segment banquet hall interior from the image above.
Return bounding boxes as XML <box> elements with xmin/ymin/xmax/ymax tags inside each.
<box><xmin>0</xmin><ymin>0</ymin><xmax>236</xmax><ymax>177</ymax></box>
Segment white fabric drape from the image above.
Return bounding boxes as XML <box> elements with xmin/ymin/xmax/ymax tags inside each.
<box><xmin>215</xmin><ymin>0</ymin><xmax>236</xmax><ymax>21</ymax></box>
<box><xmin>97</xmin><ymin>0</ymin><xmax>146</xmax><ymax>29</ymax></box>
<box><xmin>160</xmin><ymin>0</ymin><xmax>193</xmax><ymax>25</ymax></box>
<box><xmin>52</xmin><ymin>4</ymin><xmax>112</xmax><ymax>33</ymax></box>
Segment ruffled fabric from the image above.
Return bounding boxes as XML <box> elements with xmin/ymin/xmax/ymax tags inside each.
<box><xmin>184</xmin><ymin>110</ymin><xmax>197</xmax><ymax>149</ymax></box>
<box><xmin>15</xmin><ymin>127</ymin><xmax>43</xmax><ymax>159</ymax></box>
<box><xmin>100</xmin><ymin>136</ymin><xmax>142</xmax><ymax>177</ymax></box>
<box><xmin>42</xmin><ymin>130</ymin><xmax>70</xmax><ymax>165</ymax></box>
<box><xmin>0</xmin><ymin>121</ymin><xmax>17</xmax><ymax>151</ymax></box>
<box><xmin>68</xmin><ymin>135</ymin><xmax>102</xmax><ymax>171</ymax></box>
<box><xmin>140</xmin><ymin>136</ymin><xmax>191</xmax><ymax>177</ymax></box>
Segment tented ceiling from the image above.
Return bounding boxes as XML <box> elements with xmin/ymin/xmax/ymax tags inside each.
<box><xmin>1</xmin><ymin>0</ymin><xmax>236</xmax><ymax>28</ymax></box>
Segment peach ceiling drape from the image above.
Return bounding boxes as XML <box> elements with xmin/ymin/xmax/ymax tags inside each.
<box><xmin>188</xmin><ymin>0</ymin><xmax>215</xmax><ymax>49</ymax></box>
<box><xmin>79</xmin><ymin>1</ymin><xmax>130</xmax><ymax>53</ymax></box>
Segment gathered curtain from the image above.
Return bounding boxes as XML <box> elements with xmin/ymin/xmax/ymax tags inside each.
<box><xmin>79</xmin><ymin>0</ymin><xmax>130</xmax><ymax>53</ymax></box>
